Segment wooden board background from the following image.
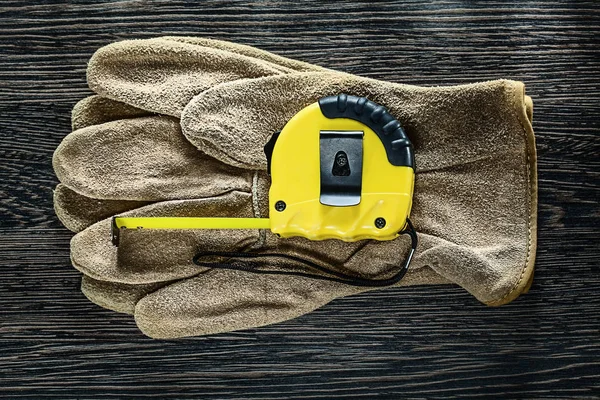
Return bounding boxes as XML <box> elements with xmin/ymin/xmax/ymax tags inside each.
<box><xmin>1</xmin><ymin>1</ymin><xmax>599</xmax><ymax>398</ymax></box>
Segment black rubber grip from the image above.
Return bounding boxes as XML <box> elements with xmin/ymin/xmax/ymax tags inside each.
<box><xmin>318</xmin><ymin>94</ymin><xmax>415</xmax><ymax>169</ymax></box>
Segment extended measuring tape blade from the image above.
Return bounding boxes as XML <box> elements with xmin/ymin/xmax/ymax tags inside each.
<box><xmin>112</xmin><ymin>217</ymin><xmax>271</xmax><ymax>246</ymax></box>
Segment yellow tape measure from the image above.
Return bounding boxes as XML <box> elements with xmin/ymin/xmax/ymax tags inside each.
<box><xmin>112</xmin><ymin>94</ymin><xmax>415</xmax><ymax>246</ymax></box>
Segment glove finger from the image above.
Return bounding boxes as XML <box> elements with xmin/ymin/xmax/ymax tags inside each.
<box><xmin>71</xmin><ymin>191</ymin><xmax>260</xmax><ymax>284</ymax></box>
<box><xmin>160</xmin><ymin>36</ymin><xmax>325</xmax><ymax>73</ymax></box>
<box><xmin>72</xmin><ymin>95</ymin><xmax>152</xmax><ymax>131</ymax></box>
<box><xmin>181</xmin><ymin>72</ymin><xmax>527</xmax><ymax>170</ymax></box>
<box><xmin>134</xmin><ymin>269</ymin><xmax>360</xmax><ymax>338</ymax></box>
<box><xmin>87</xmin><ymin>37</ymin><xmax>311</xmax><ymax>117</ymax></box>
<box><xmin>53</xmin><ymin>115</ymin><xmax>253</xmax><ymax>201</ymax></box>
<box><xmin>133</xmin><ymin>264</ymin><xmax>451</xmax><ymax>339</ymax></box>
<box><xmin>54</xmin><ymin>183</ymin><xmax>150</xmax><ymax>232</ymax></box>
<box><xmin>416</xmin><ymin>235</ymin><xmax>533</xmax><ymax>306</ymax></box>
<box><xmin>81</xmin><ymin>275</ymin><xmax>168</xmax><ymax>315</ymax></box>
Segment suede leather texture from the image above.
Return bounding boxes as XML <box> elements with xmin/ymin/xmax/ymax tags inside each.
<box><xmin>52</xmin><ymin>37</ymin><xmax>537</xmax><ymax>338</ymax></box>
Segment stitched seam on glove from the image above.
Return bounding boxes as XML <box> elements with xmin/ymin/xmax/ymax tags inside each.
<box><xmin>485</xmin><ymin>81</ymin><xmax>537</xmax><ymax>306</ymax></box>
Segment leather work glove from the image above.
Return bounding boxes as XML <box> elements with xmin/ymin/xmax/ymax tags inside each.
<box><xmin>53</xmin><ymin>37</ymin><xmax>537</xmax><ymax>338</ymax></box>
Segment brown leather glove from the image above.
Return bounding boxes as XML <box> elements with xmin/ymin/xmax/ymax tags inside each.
<box><xmin>53</xmin><ymin>37</ymin><xmax>536</xmax><ymax>338</ymax></box>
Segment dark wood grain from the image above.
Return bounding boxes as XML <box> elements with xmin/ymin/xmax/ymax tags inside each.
<box><xmin>1</xmin><ymin>1</ymin><xmax>599</xmax><ymax>398</ymax></box>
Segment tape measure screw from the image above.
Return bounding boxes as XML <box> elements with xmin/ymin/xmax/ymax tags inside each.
<box><xmin>336</xmin><ymin>152</ymin><xmax>348</xmax><ymax>167</ymax></box>
<box><xmin>375</xmin><ymin>217</ymin><xmax>386</xmax><ymax>229</ymax></box>
<box><xmin>275</xmin><ymin>200</ymin><xmax>286</xmax><ymax>212</ymax></box>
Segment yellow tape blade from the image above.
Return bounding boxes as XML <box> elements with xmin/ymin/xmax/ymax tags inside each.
<box><xmin>114</xmin><ymin>217</ymin><xmax>271</xmax><ymax>230</ymax></box>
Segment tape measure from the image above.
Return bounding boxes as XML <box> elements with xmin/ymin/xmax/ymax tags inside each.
<box><xmin>112</xmin><ymin>94</ymin><xmax>417</xmax><ymax>286</ymax></box>
<box><xmin>266</xmin><ymin>93</ymin><xmax>414</xmax><ymax>241</ymax></box>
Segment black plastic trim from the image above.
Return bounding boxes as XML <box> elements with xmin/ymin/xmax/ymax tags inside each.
<box><xmin>318</xmin><ymin>94</ymin><xmax>414</xmax><ymax>168</ymax></box>
<box><xmin>263</xmin><ymin>130</ymin><xmax>280</xmax><ymax>175</ymax></box>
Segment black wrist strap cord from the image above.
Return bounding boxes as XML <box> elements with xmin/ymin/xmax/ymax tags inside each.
<box><xmin>193</xmin><ymin>219</ymin><xmax>417</xmax><ymax>287</ymax></box>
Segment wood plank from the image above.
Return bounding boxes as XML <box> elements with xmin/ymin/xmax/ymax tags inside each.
<box><xmin>0</xmin><ymin>0</ymin><xmax>599</xmax><ymax>398</ymax></box>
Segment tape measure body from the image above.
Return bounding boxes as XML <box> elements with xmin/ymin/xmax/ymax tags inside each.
<box><xmin>112</xmin><ymin>94</ymin><xmax>415</xmax><ymax>246</ymax></box>
<box><xmin>269</xmin><ymin>100</ymin><xmax>414</xmax><ymax>241</ymax></box>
